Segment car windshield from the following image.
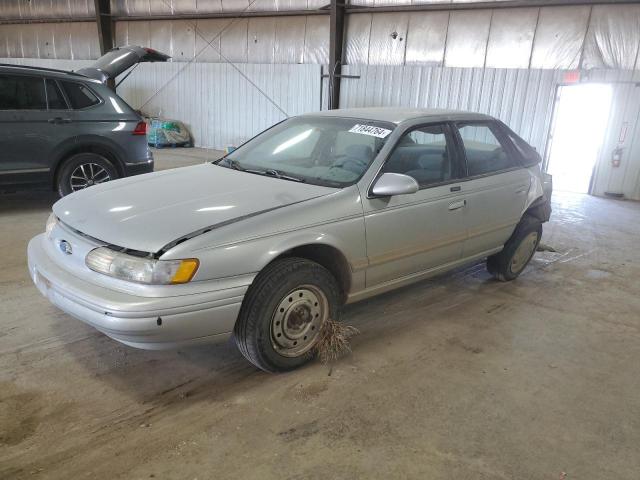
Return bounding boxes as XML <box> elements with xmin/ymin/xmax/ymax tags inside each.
<box><xmin>216</xmin><ymin>116</ymin><xmax>395</xmax><ymax>187</ymax></box>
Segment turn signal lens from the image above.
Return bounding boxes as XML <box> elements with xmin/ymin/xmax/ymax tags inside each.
<box><xmin>171</xmin><ymin>259</ymin><xmax>199</xmax><ymax>284</ymax></box>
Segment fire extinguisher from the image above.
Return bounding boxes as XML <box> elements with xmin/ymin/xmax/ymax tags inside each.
<box><xmin>612</xmin><ymin>147</ymin><xmax>623</xmax><ymax>168</ymax></box>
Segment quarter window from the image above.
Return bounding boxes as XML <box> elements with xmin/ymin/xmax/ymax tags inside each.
<box><xmin>46</xmin><ymin>79</ymin><xmax>67</xmax><ymax>110</ymax></box>
<box><xmin>60</xmin><ymin>81</ymin><xmax>100</xmax><ymax>109</ymax></box>
<box><xmin>457</xmin><ymin>123</ymin><xmax>515</xmax><ymax>176</ymax></box>
<box><xmin>382</xmin><ymin>124</ymin><xmax>454</xmax><ymax>187</ymax></box>
<box><xmin>0</xmin><ymin>74</ymin><xmax>47</xmax><ymax>110</ymax></box>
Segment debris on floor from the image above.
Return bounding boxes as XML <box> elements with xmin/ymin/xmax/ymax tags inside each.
<box><xmin>537</xmin><ymin>243</ymin><xmax>557</xmax><ymax>252</ymax></box>
<box><xmin>314</xmin><ymin>318</ymin><xmax>359</xmax><ymax>364</ymax></box>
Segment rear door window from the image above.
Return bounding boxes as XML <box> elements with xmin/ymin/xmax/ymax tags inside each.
<box><xmin>456</xmin><ymin>123</ymin><xmax>517</xmax><ymax>176</ymax></box>
<box><xmin>46</xmin><ymin>79</ymin><xmax>67</xmax><ymax>110</ymax></box>
<box><xmin>0</xmin><ymin>74</ymin><xmax>47</xmax><ymax>110</ymax></box>
<box><xmin>60</xmin><ymin>81</ymin><xmax>100</xmax><ymax>109</ymax></box>
<box><xmin>382</xmin><ymin>123</ymin><xmax>457</xmax><ymax>188</ymax></box>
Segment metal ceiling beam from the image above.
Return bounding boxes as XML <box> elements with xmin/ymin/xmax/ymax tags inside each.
<box><xmin>94</xmin><ymin>0</ymin><xmax>114</xmax><ymax>54</ymax></box>
<box><xmin>329</xmin><ymin>0</ymin><xmax>346</xmax><ymax>110</ymax></box>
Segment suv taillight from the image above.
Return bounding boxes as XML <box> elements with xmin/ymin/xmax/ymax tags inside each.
<box><xmin>132</xmin><ymin>121</ymin><xmax>147</xmax><ymax>136</ymax></box>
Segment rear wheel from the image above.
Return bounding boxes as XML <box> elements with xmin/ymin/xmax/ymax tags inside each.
<box><xmin>234</xmin><ymin>257</ymin><xmax>340</xmax><ymax>372</ymax></box>
<box><xmin>57</xmin><ymin>153</ymin><xmax>119</xmax><ymax>196</ymax></box>
<box><xmin>487</xmin><ymin>215</ymin><xmax>542</xmax><ymax>281</ymax></box>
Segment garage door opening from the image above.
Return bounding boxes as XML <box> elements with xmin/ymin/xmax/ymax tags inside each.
<box><xmin>546</xmin><ymin>83</ymin><xmax>613</xmax><ymax>194</ymax></box>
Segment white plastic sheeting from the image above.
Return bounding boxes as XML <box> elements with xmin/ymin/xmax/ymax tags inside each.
<box><xmin>114</xmin><ymin>15</ymin><xmax>329</xmax><ymax>64</ymax></box>
<box><xmin>338</xmin><ymin>64</ymin><xmax>563</xmax><ymax>153</ymax></box>
<box><xmin>485</xmin><ymin>8</ymin><xmax>537</xmax><ymax>69</ymax></box>
<box><xmin>0</xmin><ymin>57</ymin><xmax>321</xmax><ymax>149</ymax></box>
<box><xmin>0</xmin><ymin>22</ymin><xmax>100</xmax><ymax>59</ymax></box>
<box><xmin>444</xmin><ymin>10</ymin><xmax>492</xmax><ymax>68</ymax></box>
<box><xmin>0</xmin><ymin>0</ymin><xmax>95</xmax><ymax>19</ymax></box>
<box><xmin>582</xmin><ymin>5</ymin><xmax>640</xmax><ymax>70</ymax></box>
<box><xmin>405</xmin><ymin>11</ymin><xmax>448</xmax><ymax>66</ymax></box>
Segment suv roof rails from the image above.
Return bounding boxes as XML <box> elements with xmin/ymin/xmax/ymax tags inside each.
<box><xmin>0</xmin><ymin>63</ymin><xmax>87</xmax><ymax>77</ymax></box>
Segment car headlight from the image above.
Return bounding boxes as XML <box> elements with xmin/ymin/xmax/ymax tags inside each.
<box><xmin>45</xmin><ymin>213</ymin><xmax>58</xmax><ymax>239</ymax></box>
<box><xmin>85</xmin><ymin>247</ymin><xmax>199</xmax><ymax>285</ymax></box>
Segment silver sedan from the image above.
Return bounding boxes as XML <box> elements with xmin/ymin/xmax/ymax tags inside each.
<box><xmin>28</xmin><ymin>108</ymin><xmax>552</xmax><ymax>372</ymax></box>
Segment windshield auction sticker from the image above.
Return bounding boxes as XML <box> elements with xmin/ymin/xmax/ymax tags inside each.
<box><xmin>349</xmin><ymin>124</ymin><xmax>392</xmax><ymax>138</ymax></box>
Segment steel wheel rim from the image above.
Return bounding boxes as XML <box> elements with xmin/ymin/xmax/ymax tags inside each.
<box><xmin>70</xmin><ymin>163</ymin><xmax>111</xmax><ymax>191</ymax></box>
<box><xmin>510</xmin><ymin>231</ymin><xmax>539</xmax><ymax>273</ymax></box>
<box><xmin>271</xmin><ymin>284</ymin><xmax>328</xmax><ymax>358</ymax></box>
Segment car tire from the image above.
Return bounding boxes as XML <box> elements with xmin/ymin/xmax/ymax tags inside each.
<box><xmin>487</xmin><ymin>215</ymin><xmax>542</xmax><ymax>282</ymax></box>
<box><xmin>234</xmin><ymin>257</ymin><xmax>341</xmax><ymax>373</ymax></box>
<box><xmin>57</xmin><ymin>153</ymin><xmax>119</xmax><ymax>197</ymax></box>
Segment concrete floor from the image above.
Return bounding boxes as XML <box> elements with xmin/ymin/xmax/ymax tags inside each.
<box><xmin>1</xmin><ymin>149</ymin><xmax>639</xmax><ymax>479</ymax></box>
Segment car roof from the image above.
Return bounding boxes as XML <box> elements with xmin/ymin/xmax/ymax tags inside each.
<box><xmin>0</xmin><ymin>63</ymin><xmax>96</xmax><ymax>82</ymax></box>
<box><xmin>305</xmin><ymin>107</ymin><xmax>493</xmax><ymax>125</ymax></box>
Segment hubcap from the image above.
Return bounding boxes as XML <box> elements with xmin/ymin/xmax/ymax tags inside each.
<box><xmin>510</xmin><ymin>231</ymin><xmax>539</xmax><ymax>274</ymax></box>
<box><xmin>70</xmin><ymin>163</ymin><xmax>111</xmax><ymax>191</ymax></box>
<box><xmin>271</xmin><ymin>285</ymin><xmax>328</xmax><ymax>357</ymax></box>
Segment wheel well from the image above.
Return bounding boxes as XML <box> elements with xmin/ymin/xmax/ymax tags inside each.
<box><xmin>524</xmin><ymin>196</ymin><xmax>551</xmax><ymax>223</ymax></box>
<box><xmin>52</xmin><ymin>145</ymin><xmax>123</xmax><ymax>189</ymax></box>
<box><xmin>273</xmin><ymin>244</ymin><xmax>352</xmax><ymax>303</ymax></box>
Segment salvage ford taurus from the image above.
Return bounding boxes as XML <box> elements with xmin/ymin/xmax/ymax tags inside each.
<box><xmin>27</xmin><ymin>108</ymin><xmax>552</xmax><ymax>372</ymax></box>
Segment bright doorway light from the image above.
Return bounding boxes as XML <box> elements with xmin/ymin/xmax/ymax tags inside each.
<box><xmin>547</xmin><ymin>83</ymin><xmax>612</xmax><ymax>194</ymax></box>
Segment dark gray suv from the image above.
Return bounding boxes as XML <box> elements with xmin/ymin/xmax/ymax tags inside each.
<box><xmin>0</xmin><ymin>46</ymin><xmax>169</xmax><ymax>196</ymax></box>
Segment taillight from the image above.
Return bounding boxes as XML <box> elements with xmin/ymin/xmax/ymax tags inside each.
<box><xmin>132</xmin><ymin>121</ymin><xmax>147</xmax><ymax>136</ymax></box>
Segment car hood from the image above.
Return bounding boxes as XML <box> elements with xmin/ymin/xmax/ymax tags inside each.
<box><xmin>53</xmin><ymin>164</ymin><xmax>336</xmax><ymax>254</ymax></box>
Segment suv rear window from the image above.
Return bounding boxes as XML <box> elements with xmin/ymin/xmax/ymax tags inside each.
<box><xmin>0</xmin><ymin>74</ymin><xmax>46</xmax><ymax>110</ymax></box>
<box><xmin>60</xmin><ymin>81</ymin><xmax>100</xmax><ymax>109</ymax></box>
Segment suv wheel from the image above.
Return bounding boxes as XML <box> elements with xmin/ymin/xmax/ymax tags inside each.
<box><xmin>57</xmin><ymin>153</ymin><xmax>119</xmax><ymax>196</ymax></box>
<box><xmin>487</xmin><ymin>215</ymin><xmax>542</xmax><ymax>282</ymax></box>
<box><xmin>234</xmin><ymin>257</ymin><xmax>341</xmax><ymax>372</ymax></box>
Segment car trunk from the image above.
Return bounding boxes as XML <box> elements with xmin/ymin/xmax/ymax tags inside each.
<box><xmin>76</xmin><ymin>45</ymin><xmax>170</xmax><ymax>84</ymax></box>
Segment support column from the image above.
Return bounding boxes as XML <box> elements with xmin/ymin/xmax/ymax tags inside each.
<box><xmin>328</xmin><ymin>0</ymin><xmax>345</xmax><ymax>110</ymax></box>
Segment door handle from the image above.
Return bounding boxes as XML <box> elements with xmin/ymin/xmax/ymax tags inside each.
<box><xmin>48</xmin><ymin>117</ymin><xmax>71</xmax><ymax>124</ymax></box>
<box><xmin>448</xmin><ymin>199</ymin><xmax>466</xmax><ymax>211</ymax></box>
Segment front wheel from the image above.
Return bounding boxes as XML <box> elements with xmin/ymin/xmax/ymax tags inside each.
<box><xmin>487</xmin><ymin>215</ymin><xmax>542</xmax><ymax>282</ymax></box>
<box><xmin>234</xmin><ymin>257</ymin><xmax>341</xmax><ymax>372</ymax></box>
<box><xmin>57</xmin><ymin>153</ymin><xmax>119</xmax><ymax>196</ymax></box>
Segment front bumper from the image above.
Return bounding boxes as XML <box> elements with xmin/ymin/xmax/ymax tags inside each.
<box><xmin>27</xmin><ymin>234</ymin><xmax>246</xmax><ymax>349</ymax></box>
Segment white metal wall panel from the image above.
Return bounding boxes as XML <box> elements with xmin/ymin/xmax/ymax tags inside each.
<box><xmin>274</xmin><ymin>16</ymin><xmax>306</xmax><ymax>64</ymax></box>
<box><xmin>339</xmin><ymin>64</ymin><xmax>562</xmax><ymax>154</ymax></box>
<box><xmin>247</xmin><ymin>17</ymin><xmax>277</xmax><ymax>64</ymax></box>
<box><xmin>530</xmin><ymin>6</ymin><xmax>591</xmax><ymax>70</ymax></box>
<box><xmin>444</xmin><ymin>10</ymin><xmax>492</xmax><ymax>68</ymax></box>
<box><xmin>193</xmin><ymin>19</ymin><xmax>226</xmax><ymax>62</ymax></box>
<box><xmin>220</xmin><ymin>18</ymin><xmax>249</xmax><ymax>63</ymax></box>
<box><xmin>581</xmin><ymin>5</ymin><xmax>640</xmax><ymax>70</ymax></box>
<box><xmin>485</xmin><ymin>8</ymin><xmax>537</xmax><ymax>69</ymax></box>
<box><xmin>404</xmin><ymin>11</ymin><xmax>448</xmax><ymax>66</ymax></box>
<box><xmin>344</xmin><ymin>13</ymin><xmax>372</xmax><ymax>65</ymax></box>
<box><xmin>303</xmin><ymin>15</ymin><xmax>329</xmax><ymax>64</ymax></box>
<box><xmin>368</xmin><ymin>12</ymin><xmax>409</xmax><ymax>65</ymax></box>
<box><xmin>0</xmin><ymin>58</ymin><xmax>320</xmax><ymax>150</ymax></box>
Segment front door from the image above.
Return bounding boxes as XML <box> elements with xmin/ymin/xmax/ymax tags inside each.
<box><xmin>361</xmin><ymin>123</ymin><xmax>468</xmax><ymax>287</ymax></box>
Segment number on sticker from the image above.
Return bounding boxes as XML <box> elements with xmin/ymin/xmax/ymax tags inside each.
<box><xmin>349</xmin><ymin>124</ymin><xmax>392</xmax><ymax>138</ymax></box>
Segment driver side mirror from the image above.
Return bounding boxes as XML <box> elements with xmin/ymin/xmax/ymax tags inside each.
<box><xmin>371</xmin><ymin>173</ymin><xmax>419</xmax><ymax>197</ymax></box>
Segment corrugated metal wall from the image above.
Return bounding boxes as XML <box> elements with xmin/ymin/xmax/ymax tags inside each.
<box><xmin>0</xmin><ymin>58</ymin><xmax>320</xmax><ymax>150</ymax></box>
<box><xmin>339</xmin><ymin>65</ymin><xmax>563</xmax><ymax>153</ymax></box>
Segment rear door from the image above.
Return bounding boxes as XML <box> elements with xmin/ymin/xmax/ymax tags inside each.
<box><xmin>76</xmin><ymin>46</ymin><xmax>170</xmax><ymax>84</ymax></box>
<box><xmin>0</xmin><ymin>73</ymin><xmax>71</xmax><ymax>186</ymax></box>
<box><xmin>453</xmin><ymin>121</ymin><xmax>531</xmax><ymax>258</ymax></box>
<box><xmin>362</xmin><ymin>122</ymin><xmax>468</xmax><ymax>286</ymax></box>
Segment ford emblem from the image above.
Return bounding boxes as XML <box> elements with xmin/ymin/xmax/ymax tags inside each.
<box><xmin>59</xmin><ymin>240</ymin><xmax>72</xmax><ymax>255</ymax></box>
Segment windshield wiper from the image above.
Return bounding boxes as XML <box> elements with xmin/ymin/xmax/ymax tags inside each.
<box><xmin>262</xmin><ymin>169</ymin><xmax>305</xmax><ymax>183</ymax></box>
<box><xmin>217</xmin><ymin>157</ymin><xmax>245</xmax><ymax>171</ymax></box>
